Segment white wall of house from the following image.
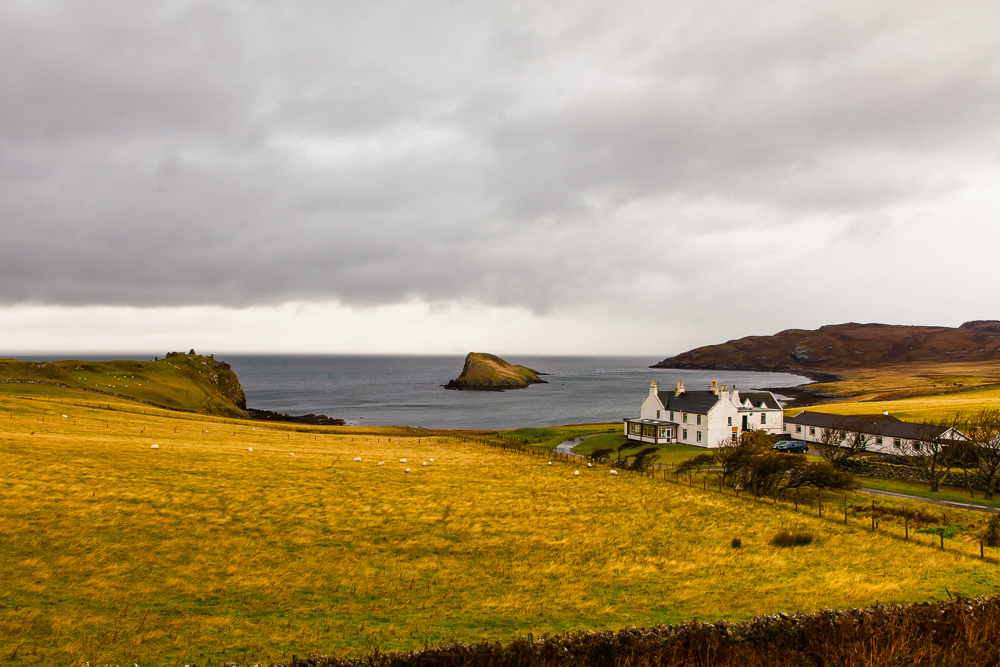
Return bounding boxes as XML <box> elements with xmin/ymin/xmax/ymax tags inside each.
<box><xmin>640</xmin><ymin>382</ymin><xmax>665</xmax><ymax>420</ymax></box>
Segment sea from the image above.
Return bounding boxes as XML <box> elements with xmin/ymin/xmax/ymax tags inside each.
<box><xmin>10</xmin><ymin>353</ymin><xmax>810</xmax><ymax>430</ymax></box>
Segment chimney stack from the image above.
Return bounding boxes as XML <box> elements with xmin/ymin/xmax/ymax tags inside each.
<box><xmin>649</xmin><ymin>380</ymin><xmax>658</xmax><ymax>398</ymax></box>
<box><xmin>675</xmin><ymin>381</ymin><xmax>685</xmax><ymax>396</ymax></box>
<box><xmin>710</xmin><ymin>380</ymin><xmax>719</xmax><ymax>395</ymax></box>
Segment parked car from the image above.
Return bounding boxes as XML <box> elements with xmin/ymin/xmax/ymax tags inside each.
<box><xmin>771</xmin><ymin>440</ymin><xmax>809</xmax><ymax>454</ymax></box>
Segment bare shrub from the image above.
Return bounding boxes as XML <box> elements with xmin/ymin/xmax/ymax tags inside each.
<box><xmin>731</xmin><ymin>537</ymin><xmax>742</xmax><ymax>549</ymax></box>
<box><xmin>771</xmin><ymin>530</ymin><xmax>813</xmax><ymax>547</ymax></box>
<box><xmin>982</xmin><ymin>515</ymin><xmax>1000</xmax><ymax>547</ymax></box>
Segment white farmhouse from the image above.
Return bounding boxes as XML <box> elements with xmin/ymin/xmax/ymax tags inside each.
<box><xmin>624</xmin><ymin>380</ymin><xmax>784</xmax><ymax>447</ymax></box>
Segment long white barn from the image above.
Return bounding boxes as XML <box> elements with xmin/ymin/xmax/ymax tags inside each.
<box><xmin>624</xmin><ymin>380</ymin><xmax>784</xmax><ymax>448</ymax></box>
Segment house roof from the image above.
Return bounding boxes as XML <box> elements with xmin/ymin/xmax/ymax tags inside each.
<box><xmin>786</xmin><ymin>411</ymin><xmax>951</xmax><ymax>441</ymax></box>
<box><xmin>740</xmin><ymin>392</ymin><xmax>782</xmax><ymax>410</ymax></box>
<box><xmin>657</xmin><ymin>390</ymin><xmax>720</xmax><ymax>415</ymax></box>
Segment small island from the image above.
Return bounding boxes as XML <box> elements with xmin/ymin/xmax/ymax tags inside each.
<box><xmin>443</xmin><ymin>352</ymin><xmax>547</xmax><ymax>391</ymax></box>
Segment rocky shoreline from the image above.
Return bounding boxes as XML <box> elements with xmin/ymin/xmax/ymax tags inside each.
<box><xmin>246</xmin><ymin>408</ymin><xmax>346</xmax><ymax>426</ymax></box>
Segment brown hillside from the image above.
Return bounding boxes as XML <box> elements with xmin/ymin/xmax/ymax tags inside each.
<box><xmin>653</xmin><ymin>322</ymin><xmax>1000</xmax><ymax>373</ymax></box>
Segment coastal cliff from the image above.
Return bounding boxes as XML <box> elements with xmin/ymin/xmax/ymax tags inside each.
<box><xmin>444</xmin><ymin>353</ymin><xmax>547</xmax><ymax>391</ymax></box>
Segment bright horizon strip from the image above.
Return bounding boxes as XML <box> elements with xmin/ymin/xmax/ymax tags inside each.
<box><xmin>0</xmin><ymin>301</ymin><xmax>686</xmax><ymax>357</ymax></box>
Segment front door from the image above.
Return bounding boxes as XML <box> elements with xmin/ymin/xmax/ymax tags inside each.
<box><xmin>742</xmin><ymin>415</ymin><xmax>748</xmax><ymax>431</ymax></box>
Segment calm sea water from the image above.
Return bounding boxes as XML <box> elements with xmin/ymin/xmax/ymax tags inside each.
<box><xmin>10</xmin><ymin>353</ymin><xmax>809</xmax><ymax>429</ymax></box>
<box><xmin>225</xmin><ymin>355</ymin><xmax>809</xmax><ymax>430</ymax></box>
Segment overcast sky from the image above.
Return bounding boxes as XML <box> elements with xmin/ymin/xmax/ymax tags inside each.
<box><xmin>2</xmin><ymin>1</ymin><xmax>998</xmax><ymax>356</ymax></box>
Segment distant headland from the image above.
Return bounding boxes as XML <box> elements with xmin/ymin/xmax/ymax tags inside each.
<box><xmin>444</xmin><ymin>352</ymin><xmax>547</xmax><ymax>391</ymax></box>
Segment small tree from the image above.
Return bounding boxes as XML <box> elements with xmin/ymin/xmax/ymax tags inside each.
<box><xmin>819</xmin><ymin>417</ymin><xmax>877</xmax><ymax>470</ymax></box>
<box><xmin>964</xmin><ymin>408</ymin><xmax>1000</xmax><ymax>499</ymax></box>
<box><xmin>901</xmin><ymin>416</ymin><xmax>964</xmax><ymax>492</ymax></box>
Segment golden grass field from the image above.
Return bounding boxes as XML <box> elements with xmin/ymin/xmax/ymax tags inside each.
<box><xmin>806</xmin><ymin>360</ymin><xmax>1000</xmax><ymax>403</ymax></box>
<box><xmin>790</xmin><ymin>383</ymin><xmax>1000</xmax><ymax>422</ymax></box>
<box><xmin>2</xmin><ymin>385</ymin><xmax>1000</xmax><ymax>666</ymax></box>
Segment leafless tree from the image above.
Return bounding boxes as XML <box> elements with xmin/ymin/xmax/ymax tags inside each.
<box><xmin>818</xmin><ymin>417</ymin><xmax>878</xmax><ymax>470</ymax></box>
<box><xmin>900</xmin><ymin>415</ymin><xmax>965</xmax><ymax>492</ymax></box>
<box><xmin>962</xmin><ymin>408</ymin><xmax>1000</xmax><ymax>498</ymax></box>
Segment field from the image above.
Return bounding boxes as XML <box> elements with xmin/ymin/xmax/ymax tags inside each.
<box><xmin>793</xmin><ymin>359</ymin><xmax>1000</xmax><ymax>403</ymax></box>
<box><xmin>790</xmin><ymin>382</ymin><xmax>1000</xmax><ymax>422</ymax></box>
<box><xmin>2</xmin><ymin>385</ymin><xmax>1000</xmax><ymax>666</ymax></box>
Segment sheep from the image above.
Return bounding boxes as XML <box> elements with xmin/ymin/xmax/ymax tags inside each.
<box><xmin>403</xmin><ymin>468</ymin><xmax>411</xmax><ymax>473</ymax></box>
<box><xmin>289</xmin><ymin>452</ymin><xmax>295</xmax><ymax>457</ymax></box>
<box><xmin>377</xmin><ymin>461</ymin><xmax>386</xmax><ymax>466</ymax></box>
<box><xmin>399</xmin><ymin>458</ymin><xmax>407</xmax><ymax>463</ymax></box>
<box><xmin>61</xmin><ymin>414</ymin><xmax>68</xmax><ymax>418</ymax></box>
<box><xmin>609</xmin><ymin>470</ymin><xmax>618</xmax><ymax>476</ymax></box>
<box><xmin>353</xmin><ymin>456</ymin><xmax>362</xmax><ymax>462</ymax></box>
<box><xmin>574</xmin><ymin>470</ymin><xmax>580</xmax><ymax>476</ymax></box>
<box><xmin>150</xmin><ymin>444</ymin><xmax>159</xmax><ymax>450</ymax></box>
<box><xmin>248</xmin><ymin>447</ymin><xmax>253</xmax><ymax>452</ymax></box>
<box><xmin>422</xmin><ymin>461</ymin><xmax>427</xmax><ymax>466</ymax></box>
<box><xmin>587</xmin><ymin>462</ymin><xmax>593</xmax><ymax>468</ymax></box>
<box><xmin>547</xmin><ymin>461</ymin><xmax>553</xmax><ymax>466</ymax></box>
<box><xmin>429</xmin><ymin>458</ymin><xmax>434</xmax><ymax>462</ymax></box>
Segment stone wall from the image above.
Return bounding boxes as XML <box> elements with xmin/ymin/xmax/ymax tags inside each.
<box><xmin>841</xmin><ymin>457</ymin><xmax>992</xmax><ymax>492</ymax></box>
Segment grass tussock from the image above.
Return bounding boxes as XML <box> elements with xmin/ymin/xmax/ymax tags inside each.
<box><xmin>0</xmin><ymin>387</ymin><xmax>998</xmax><ymax>665</ymax></box>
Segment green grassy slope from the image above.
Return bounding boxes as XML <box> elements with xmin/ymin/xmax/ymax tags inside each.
<box><xmin>0</xmin><ymin>351</ymin><xmax>247</xmax><ymax>417</ymax></box>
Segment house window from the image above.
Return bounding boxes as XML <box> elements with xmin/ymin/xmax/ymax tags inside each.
<box><xmin>728</xmin><ymin>416</ymin><xmax>732</xmax><ymax>426</ymax></box>
<box><xmin>795</xmin><ymin>425</ymin><xmax>802</xmax><ymax>433</ymax></box>
<box><xmin>683</xmin><ymin>413</ymin><xmax>688</xmax><ymax>423</ymax></box>
<box><xmin>875</xmin><ymin>436</ymin><xmax>883</xmax><ymax>445</ymax></box>
<box><xmin>656</xmin><ymin>410</ymin><xmax>660</xmax><ymax>419</ymax></box>
<box><xmin>809</xmin><ymin>427</ymin><xmax>816</xmax><ymax>435</ymax></box>
<box><xmin>658</xmin><ymin>428</ymin><xmax>667</xmax><ymax>438</ymax></box>
<box><xmin>696</xmin><ymin>415</ymin><xmax>702</xmax><ymax>425</ymax></box>
<box><xmin>913</xmin><ymin>442</ymin><xmax>922</xmax><ymax>451</ymax></box>
<box><xmin>761</xmin><ymin>413</ymin><xmax>766</xmax><ymax>424</ymax></box>
<box><xmin>697</xmin><ymin>431</ymin><xmax>702</xmax><ymax>443</ymax></box>
<box><xmin>893</xmin><ymin>438</ymin><xmax>901</xmax><ymax>447</ymax></box>
<box><xmin>669</xmin><ymin>411</ymin><xmax>674</xmax><ymax>420</ymax></box>
<box><xmin>629</xmin><ymin>423</ymin><xmax>640</xmax><ymax>434</ymax></box>
<box><xmin>682</xmin><ymin>429</ymin><xmax>688</xmax><ymax>440</ymax></box>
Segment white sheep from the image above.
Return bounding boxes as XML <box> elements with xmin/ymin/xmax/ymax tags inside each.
<box><xmin>548</xmin><ymin>461</ymin><xmax>553</xmax><ymax>466</ymax></box>
<box><xmin>422</xmin><ymin>462</ymin><xmax>427</xmax><ymax>466</ymax></box>
<box><xmin>150</xmin><ymin>444</ymin><xmax>159</xmax><ymax>450</ymax></box>
<box><xmin>289</xmin><ymin>452</ymin><xmax>295</xmax><ymax>457</ymax></box>
<box><xmin>587</xmin><ymin>462</ymin><xmax>593</xmax><ymax>468</ymax></box>
<box><xmin>353</xmin><ymin>456</ymin><xmax>362</xmax><ymax>462</ymax></box>
<box><xmin>61</xmin><ymin>414</ymin><xmax>68</xmax><ymax>418</ymax></box>
<box><xmin>248</xmin><ymin>447</ymin><xmax>253</xmax><ymax>452</ymax></box>
<box><xmin>429</xmin><ymin>458</ymin><xmax>434</xmax><ymax>462</ymax></box>
<box><xmin>609</xmin><ymin>470</ymin><xmax>618</xmax><ymax>476</ymax></box>
<box><xmin>377</xmin><ymin>461</ymin><xmax>385</xmax><ymax>466</ymax></box>
<box><xmin>574</xmin><ymin>470</ymin><xmax>580</xmax><ymax>476</ymax></box>
<box><xmin>399</xmin><ymin>458</ymin><xmax>407</xmax><ymax>463</ymax></box>
<box><xmin>403</xmin><ymin>468</ymin><xmax>411</xmax><ymax>473</ymax></box>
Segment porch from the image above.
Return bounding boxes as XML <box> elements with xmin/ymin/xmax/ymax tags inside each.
<box><xmin>623</xmin><ymin>418</ymin><xmax>677</xmax><ymax>444</ymax></box>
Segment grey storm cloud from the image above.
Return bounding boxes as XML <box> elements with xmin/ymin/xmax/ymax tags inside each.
<box><xmin>2</xmin><ymin>0</ymin><xmax>998</xmax><ymax>313</ymax></box>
